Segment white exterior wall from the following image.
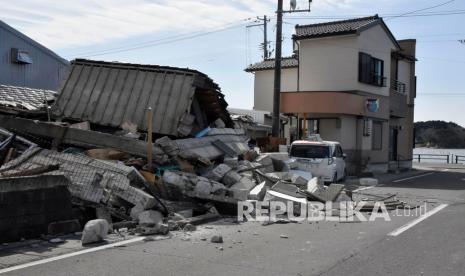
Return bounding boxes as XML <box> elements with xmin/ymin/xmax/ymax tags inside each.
<box><xmin>356</xmin><ymin>24</ymin><xmax>397</xmax><ymax>96</ymax></box>
<box><xmin>397</xmin><ymin>59</ymin><xmax>411</xmax><ymax>100</ymax></box>
<box><xmin>253</xmin><ymin>68</ymin><xmax>297</xmax><ymax>112</ymax></box>
<box><xmin>298</xmin><ymin>35</ymin><xmax>359</xmax><ymax>92</ymax></box>
<box><xmin>298</xmin><ymin>24</ymin><xmax>397</xmax><ymax>96</ymax></box>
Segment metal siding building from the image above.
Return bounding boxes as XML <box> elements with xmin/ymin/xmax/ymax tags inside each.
<box><xmin>0</xmin><ymin>20</ymin><xmax>69</xmax><ymax>90</ymax></box>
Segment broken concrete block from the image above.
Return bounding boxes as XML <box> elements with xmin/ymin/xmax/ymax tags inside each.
<box><xmin>255</xmin><ymin>155</ymin><xmax>274</xmax><ymax>173</ymax></box>
<box><xmin>195</xmin><ymin>179</ymin><xmax>213</xmax><ymax>197</ymax></box>
<box><xmin>130</xmin><ymin>203</ymin><xmax>145</xmax><ymax>220</ymax></box>
<box><xmin>222</xmin><ymin>170</ymin><xmax>242</xmax><ymax>187</ymax></box>
<box><xmin>359</xmin><ymin>178</ymin><xmax>378</xmax><ymax>186</ymax></box>
<box><xmin>290</xmin><ymin>174</ymin><xmax>308</xmax><ymax>186</ymax></box>
<box><xmin>210</xmin><ymin>181</ymin><xmax>227</xmax><ymax>196</ymax></box>
<box><xmin>263</xmin><ymin>190</ymin><xmax>307</xmax><ymax>215</ymax></box>
<box><xmin>205</xmin><ymin>164</ymin><xmax>232</xmax><ymax>182</ymax></box>
<box><xmin>155</xmin><ymin>136</ymin><xmax>179</xmax><ymax>156</ymax></box>
<box><xmin>306</xmin><ymin>177</ymin><xmax>320</xmax><ymax>193</ymax></box>
<box><xmin>239</xmin><ymin>176</ymin><xmax>256</xmax><ymax>190</ymax></box>
<box><xmin>155</xmin><ymin>223</ymin><xmax>170</xmax><ymax>235</ymax></box>
<box><xmin>81</xmin><ymin>219</ymin><xmax>109</xmax><ymax>245</ymax></box>
<box><xmin>183</xmin><ymin>223</ymin><xmax>196</xmax><ymax>232</ymax></box>
<box><xmin>177</xmin><ymin>123</ymin><xmax>194</xmax><ymax>137</ymax></box>
<box><xmin>111</xmin><ymin>184</ymin><xmax>157</xmax><ymax>210</ymax></box>
<box><xmin>222</xmin><ymin>157</ymin><xmax>238</xmax><ymax>168</ymax></box>
<box><xmin>138</xmin><ymin>223</ymin><xmax>170</xmax><ymax>235</ymax></box>
<box><xmin>163</xmin><ymin>171</ymin><xmax>189</xmax><ymax>190</ymax></box>
<box><xmin>211</xmin><ymin>235</ymin><xmax>223</xmax><ymax>243</ymax></box>
<box><xmin>248</xmin><ymin>181</ymin><xmax>266</xmax><ymax>201</ymax></box>
<box><xmin>213</xmin><ymin>118</ymin><xmax>226</xmax><ymax>128</ymax></box>
<box><xmin>229</xmin><ymin>182</ymin><xmax>251</xmax><ymax>201</ymax></box>
<box><xmin>138</xmin><ymin>210</ymin><xmax>164</xmax><ymax>226</ymax></box>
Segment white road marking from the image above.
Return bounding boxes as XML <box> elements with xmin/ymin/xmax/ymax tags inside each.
<box><xmin>392</xmin><ymin>172</ymin><xmax>435</xmax><ymax>183</ymax></box>
<box><xmin>353</xmin><ymin>186</ymin><xmax>375</xmax><ymax>192</ymax></box>
<box><xmin>387</xmin><ymin>203</ymin><xmax>448</xmax><ymax>237</ymax></box>
<box><xmin>0</xmin><ymin>237</ymin><xmax>145</xmax><ymax>274</ymax></box>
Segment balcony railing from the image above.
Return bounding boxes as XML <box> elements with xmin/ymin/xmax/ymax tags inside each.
<box><xmin>391</xmin><ymin>79</ymin><xmax>407</xmax><ymax>94</ymax></box>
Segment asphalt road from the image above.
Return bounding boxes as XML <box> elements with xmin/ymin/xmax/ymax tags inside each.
<box><xmin>2</xmin><ymin>166</ymin><xmax>465</xmax><ymax>276</ymax></box>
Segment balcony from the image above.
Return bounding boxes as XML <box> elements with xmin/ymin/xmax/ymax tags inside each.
<box><xmin>391</xmin><ymin>79</ymin><xmax>407</xmax><ymax>94</ymax></box>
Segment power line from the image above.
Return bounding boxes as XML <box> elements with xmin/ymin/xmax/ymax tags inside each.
<box><xmin>67</xmin><ymin>19</ymin><xmax>250</xmax><ymax>58</ymax></box>
<box><xmin>285</xmin><ymin>9</ymin><xmax>465</xmax><ymax>20</ymax></box>
<box><xmin>385</xmin><ymin>0</ymin><xmax>455</xmax><ymax>21</ymax></box>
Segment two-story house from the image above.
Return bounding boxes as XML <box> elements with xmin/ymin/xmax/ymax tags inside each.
<box><xmin>246</xmin><ymin>15</ymin><xmax>416</xmax><ymax>174</ymax></box>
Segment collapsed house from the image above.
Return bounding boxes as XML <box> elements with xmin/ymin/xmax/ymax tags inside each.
<box><xmin>0</xmin><ymin>59</ymin><xmax>414</xmax><ymax>245</ymax></box>
<box><xmin>51</xmin><ymin>59</ymin><xmax>233</xmax><ymax>137</ymax></box>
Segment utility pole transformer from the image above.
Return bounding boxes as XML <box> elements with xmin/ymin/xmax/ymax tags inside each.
<box><xmin>271</xmin><ymin>0</ymin><xmax>313</xmax><ymax>137</ymax></box>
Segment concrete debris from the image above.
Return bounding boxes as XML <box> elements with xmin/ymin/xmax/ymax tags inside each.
<box><xmin>210</xmin><ymin>235</ymin><xmax>223</xmax><ymax>243</ymax></box>
<box><xmin>81</xmin><ymin>219</ymin><xmax>109</xmax><ymax>245</ymax></box>
<box><xmin>359</xmin><ymin>178</ymin><xmax>379</xmax><ymax>186</ymax></box>
<box><xmin>254</xmin><ymin>155</ymin><xmax>274</xmax><ymax>173</ymax></box>
<box><xmin>183</xmin><ymin>223</ymin><xmax>196</xmax><ymax>232</ymax></box>
<box><xmin>205</xmin><ymin>164</ymin><xmax>232</xmax><ymax>182</ymax></box>
<box><xmin>248</xmin><ymin>181</ymin><xmax>266</xmax><ymax>201</ymax></box>
<box><xmin>137</xmin><ymin>223</ymin><xmax>170</xmax><ymax>235</ymax></box>
<box><xmin>138</xmin><ymin>210</ymin><xmax>164</xmax><ymax>226</ymax></box>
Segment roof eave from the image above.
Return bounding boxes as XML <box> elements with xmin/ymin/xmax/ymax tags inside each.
<box><xmin>292</xmin><ymin>30</ymin><xmax>357</xmax><ymax>41</ymax></box>
<box><xmin>245</xmin><ymin>65</ymin><xmax>299</xmax><ymax>73</ymax></box>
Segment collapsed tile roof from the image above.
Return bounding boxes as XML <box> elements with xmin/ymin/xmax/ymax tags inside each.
<box><xmin>245</xmin><ymin>57</ymin><xmax>298</xmax><ymax>72</ymax></box>
<box><xmin>0</xmin><ymin>85</ymin><xmax>56</xmax><ymax>113</ymax></box>
<box><xmin>52</xmin><ymin>59</ymin><xmax>233</xmax><ymax>136</ymax></box>
<box><xmin>293</xmin><ymin>15</ymin><xmax>380</xmax><ymax>40</ymax></box>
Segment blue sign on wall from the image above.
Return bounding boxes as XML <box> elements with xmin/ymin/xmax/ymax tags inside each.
<box><xmin>366</xmin><ymin>99</ymin><xmax>379</xmax><ymax>112</ymax></box>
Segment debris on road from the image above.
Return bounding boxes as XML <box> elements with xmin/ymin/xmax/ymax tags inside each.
<box><xmin>211</xmin><ymin>235</ymin><xmax>223</xmax><ymax>243</ymax></box>
<box><xmin>81</xmin><ymin>219</ymin><xmax>110</xmax><ymax>245</ymax></box>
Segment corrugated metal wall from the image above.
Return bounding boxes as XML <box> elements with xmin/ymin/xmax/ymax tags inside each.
<box><xmin>0</xmin><ymin>22</ymin><xmax>68</xmax><ymax>90</ymax></box>
<box><xmin>52</xmin><ymin>60</ymin><xmax>197</xmax><ymax>136</ymax></box>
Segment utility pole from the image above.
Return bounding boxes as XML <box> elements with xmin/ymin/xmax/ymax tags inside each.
<box><xmin>246</xmin><ymin>15</ymin><xmax>271</xmax><ymax>59</ymax></box>
<box><xmin>271</xmin><ymin>0</ymin><xmax>283</xmax><ymax>137</ymax></box>
<box><xmin>271</xmin><ymin>0</ymin><xmax>313</xmax><ymax>137</ymax></box>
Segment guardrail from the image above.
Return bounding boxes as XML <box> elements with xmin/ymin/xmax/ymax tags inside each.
<box><xmin>413</xmin><ymin>154</ymin><xmax>450</xmax><ymax>163</ymax></box>
<box><xmin>413</xmin><ymin>153</ymin><xmax>465</xmax><ymax>164</ymax></box>
<box><xmin>455</xmin><ymin>155</ymin><xmax>465</xmax><ymax>164</ymax></box>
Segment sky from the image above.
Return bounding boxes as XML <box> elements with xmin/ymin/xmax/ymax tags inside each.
<box><xmin>1</xmin><ymin>0</ymin><xmax>464</xmax><ymax>126</ymax></box>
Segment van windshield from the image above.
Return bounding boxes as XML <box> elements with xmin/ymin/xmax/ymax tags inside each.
<box><xmin>290</xmin><ymin>145</ymin><xmax>330</xmax><ymax>159</ymax></box>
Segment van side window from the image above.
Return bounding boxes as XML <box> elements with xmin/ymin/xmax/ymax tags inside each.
<box><xmin>333</xmin><ymin>145</ymin><xmax>343</xmax><ymax>158</ymax></box>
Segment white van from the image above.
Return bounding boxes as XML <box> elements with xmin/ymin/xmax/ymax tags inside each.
<box><xmin>289</xmin><ymin>139</ymin><xmax>346</xmax><ymax>183</ymax></box>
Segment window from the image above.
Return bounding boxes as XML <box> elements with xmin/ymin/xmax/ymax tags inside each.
<box><xmin>372</xmin><ymin>121</ymin><xmax>383</xmax><ymax>150</ymax></box>
<box><xmin>290</xmin><ymin>145</ymin><xmax>330</xmax><ymax>159</ymax></box>
<box><xmin>333</xmin><ymin>145</ymin><xmax>343</xmax><ymax>158</ymax></box>
<box><xmin>359</xmin><ymin>52</ymin><xmax>384</xmax><ymax>86</ymax></box>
